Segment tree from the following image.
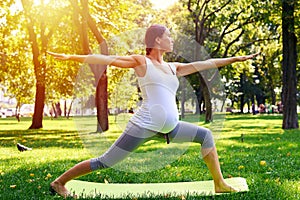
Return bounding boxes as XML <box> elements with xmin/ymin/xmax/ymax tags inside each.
<box><xmin>174</xmin><ymin>0</ymin><xmax>283</xmax><ymax>117</ymax></box>
<box><xmin>182</xmin><ymin>0</ymin><xmax>261</xmax><ymax>121</ymax></box>
<box><xmin>20</xmin><ymin>0</ymin><xmax>73</xmax><ymax>128</ymax></box>
<box><xmin>70</xmin><ymin>0</ymin><xmax>153</xmax><ymax>131</ymax></box>
<box><xmin>0</xmin><ymin>1</ymin><xmax>35</xmax><ymax>114</ymax></box>
<box><xmin>21</xmin><ymin>0</ymin><xmax>51</xmax><ymax>128</ymax></box>
<box><xmin>70</xmin><ymin>0</ymin><xmax>109</xmax><ymax>132</ymax></box>
<box><xmin>15</xmin><ymin>0</ymin><xmax>153</xmax><ymax>129</ymax></box>
<box><xmin>282</xmin><ymin>0</ymin><xmax>298</xmax><ymax>129</ymax></box>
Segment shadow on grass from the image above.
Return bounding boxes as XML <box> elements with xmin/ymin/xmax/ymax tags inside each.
<box><xmin>0</xmin><ymin>129</ymin><xmax>82</xmax><ymax>148</ymax></box>
<box><xmin>0</xmin><ymin>158</ymin><xmax>87</xmax><ymax>200</ymax></box>
<box><xmin>1</xmin><ymin>115</ymin><xmax>299</xmax><ymax>200</ymax></box>
<box><xmin>225</xmin><ymin>114</ymin><xmax>283</xmax><ymax>121</ymax></box>
<box><xmin>2</xmin><ymin>150</ymin><xmax>299</xmax><ymax>200</ymax></box>
<box><xmin>228</xmin><ymin>128</ymin><xmax>300</xmax><ymax>147</ymax></box>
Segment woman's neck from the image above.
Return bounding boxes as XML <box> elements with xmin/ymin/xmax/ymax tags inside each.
<box><xmin>147</xmin><ymin>50</ymin><xmax>164</xmax><ymax>64</ymax></box>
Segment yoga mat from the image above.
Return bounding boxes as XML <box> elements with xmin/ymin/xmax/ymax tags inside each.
<box><xmin>66</xmin><ymin>177</ymin><xmax>248</xmax><ymax>198</ymax></box>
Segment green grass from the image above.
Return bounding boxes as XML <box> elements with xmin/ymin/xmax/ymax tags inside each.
<box><xmin>0</xmin><ymin>114</ymin><xmax>299</xmax><ymax>200</ymax></box>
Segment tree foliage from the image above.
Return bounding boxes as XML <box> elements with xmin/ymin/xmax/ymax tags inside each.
<box><xmin>164</xmin><ymin>0</ymin><xmax>295</xmax><ymax>120</ymax></box>
<box><xmin>0</xmin><ymin>0</ymin><xmax>35</xmax><ymax>110</ymax></box>
<box><xmin>0</xmin><ymin>0</ymin><xmax>298</xmax><ymax>130</ymax></box>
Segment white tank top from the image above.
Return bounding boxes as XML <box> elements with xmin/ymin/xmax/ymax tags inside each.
<box><xmin>130</xmin><ymin>57</ymin><xmax>179</xmax><ymax>133</ymax></box>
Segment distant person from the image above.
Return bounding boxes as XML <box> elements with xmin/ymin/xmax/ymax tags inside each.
<box><xmin>252</xmin><ymin>103</ymin><xmax>256</xmax><ymax>115</ymax></box>
<box><xmin>259</xmin><ymin>104</ymin><xmax>265</xmax><ymax>113</ymax></box>
<box><xmin>48</xmin><ymin>24</ymin><xmax>259</xmax><ymax>198</ymax></box>
<box><xmin>277</xmin><ymin>101</ymin><xmax>283</xmax><ymax>113</ymax></box>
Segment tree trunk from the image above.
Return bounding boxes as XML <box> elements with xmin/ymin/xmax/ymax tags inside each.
<box><xmin>76</xmin><ymin>0</ymin><xmax>109</xmax><ymax>132</ymax></box>
<box><xmin>194</xmin><ymin>87</ymin><xmax>201</xmax><ymax>114</ymax></box>
<box><xmin>96</xmin><ymin>73</ymin><xmax>109</xmax><ymax>131</ymax></box>
<box><xmin>51</xmin><ymin>103</ymin><xmax>58</xmax><ymax>118</ymax></box>
<box><xmin>67</xmin><ymin>100</ymin><xmax>73</xmax><ymax>119</ymax></box>
<box><xmin>28</xmin><ymin>40</ymin><xmax>46</xmax><ymax>129</ymax></box>
<box><xmin>85</xmin><ymin>13</ymin><xmax>109</xmax><ymax>132</ymax></box>
<box><xmin>240</xmin><ymin>94</ymin><xmax>245</xmax><ymax>114</ymax></box>
<box><xmin>194</xmin><ymin>38</ymin><xmax>212</xmax><ymax>121</ymax></box>
<box><xmin>247</xmin><ymin>101</ymin><xmax>250</xmax><ymax>114</ymax></box>
<box><xmin>15</xmin><ymin>102</ymin><xmax>21</xmax><ymax>122</ymax></box>
<box><xmin>240</xmin><ymin>72</ymin><xmax>245</xmax><ymax>113</ymax></box>
<box><xmin>282</xmin><ymin>0</ymin><xmax>298</xmax><ymax>129</ymax></box>
<box><xmin>29</xmin><ymin>84</ymin><xmax>45</xmax><ymax>129</ymax></box>
<box><xmin>64</xmin><ymin>100</ymin><xmax>67</xmax><ymax>117</ymax></box>
<box><xmin>55</xmin><ymin>102</ymin><xmax>62</xmax><ymax>116</ymax></box>
<box><xmin>199</xmin><ymin>75</ymin><xmax>212</xmax><ymax>122</ymax></box>
<box><xmin>21</xmin><ymin>0</ymin><xmax>51</xmax><ymax>129</ymax></box>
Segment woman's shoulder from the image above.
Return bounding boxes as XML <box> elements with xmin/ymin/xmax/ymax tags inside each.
<box><xmin>131</xmin><ymin>55</ymin><xmax>147</xmax><ymax>77</ymax></box>
<box><xmin>131</xmin><ymin>55</ymin><xmax>146</xmax><ymax>65</ymax></box>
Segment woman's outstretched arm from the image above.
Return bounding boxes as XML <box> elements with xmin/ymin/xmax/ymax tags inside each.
<box><xmin>175</xmin><ymin>52</ymin><xmax>259</xmax><ymax>76</ymax></box>
<box><xmin>47</xmin><ymin>52</ymin><xmax>143</xmax><ymax>68</ymax></box>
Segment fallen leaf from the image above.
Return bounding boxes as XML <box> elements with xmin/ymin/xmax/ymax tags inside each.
<box><xmin>260</xmin><ymin>160</ymin><xmax>267</xmax><ymax>166</ymax></box>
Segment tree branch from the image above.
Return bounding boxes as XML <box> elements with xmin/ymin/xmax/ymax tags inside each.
<box><xmin>198</xmin><ymin>0</ymin><xmax>209</xmax><ymax>22</ymax></box>
<box><xmin>223</xmin><ymin>29</ymin><xmax>245</xmax><ymax>57</ymax></box>
<box><xmin>232</xmin><ymin>36</ymin><xmax>280</xmax><ymax>56</ymax></box>
<box><xmin>204</xmin><ymin>0</ymin><xmax>232</xmax><ymax>22</ymax></box>
<box><xmin>211</xmin><ymin>12</ymin><xmax>254</xmax><ymax>57</ymax></box>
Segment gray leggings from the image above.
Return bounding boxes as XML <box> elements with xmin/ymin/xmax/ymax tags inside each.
<box><xmin>90</xmin><ymin>121</ymin><xmax>215</xmax><ymax>171</ymax></box>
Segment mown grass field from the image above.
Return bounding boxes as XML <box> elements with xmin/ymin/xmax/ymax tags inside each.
<box><xmin>0</xmin><ymin>114</ymin><xmax>299</xmax><ymax>199</ymax></box>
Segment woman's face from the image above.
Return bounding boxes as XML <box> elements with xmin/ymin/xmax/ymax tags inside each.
<box><xmin>157</xmin><ymin>29</ymin><xmax>174</xmax><ymax>52</ymax></box>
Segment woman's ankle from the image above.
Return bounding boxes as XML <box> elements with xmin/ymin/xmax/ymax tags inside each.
<box><xmin>51</xmin><ymin>179</ymin><xmax>64</xmax><ymax>187</ymax></box>
<box><xmin>214</xmin><ymin>180</ymin><xmax>238</xmax><ymax>193</ymax></box>
<box><xmin>50</xmin><ymin>180</ymin><xmax>72</xmax><ymax>198</ymax></box>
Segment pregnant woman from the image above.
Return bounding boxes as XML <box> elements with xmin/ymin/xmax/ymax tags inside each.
<box><xmin>48</xmin><ymin>24</ymin><xmax>258</xmax><ymax>198</ymax></box>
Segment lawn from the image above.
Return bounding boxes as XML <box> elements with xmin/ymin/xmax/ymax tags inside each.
<box><xmin>0</xmin><ymin>114</ymin><xmax>299</xmax><ymax>200</ymax></box>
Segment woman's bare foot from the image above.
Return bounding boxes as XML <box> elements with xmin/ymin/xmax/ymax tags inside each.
<box><xmin>214</xmin><ymin>181</ymin><xmax>239</xmax><ymax>193</ymax></box>
<box><xmin>50</xmin><ymin>180</ymin><xmax>76</xmax><ymax>198</ymax></box>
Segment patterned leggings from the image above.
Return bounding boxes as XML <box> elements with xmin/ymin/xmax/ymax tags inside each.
<box><xmin>90</xmin><ymin>121</ymin><xmax>215</xmax><ymax>170</ymax></box>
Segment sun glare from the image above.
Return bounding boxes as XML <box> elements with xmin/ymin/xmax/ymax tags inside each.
<box><xmin>150</xmin><ymin>0</ymin><xmax>178</xmax><ymax>9</ymax></box>
<box><xmin>33</xmin><ymin>0</ymin><xmax>51</xmax><ymax>6</ymax></box>
<box><xmin>10</xmin><ymin>0</ymin><xmax>22</xmax><ymax>14</ymax></box>
<box><xmin>11</xmin><ymin>0</ymin><xmax>51</xmax><ymax>13</ymax></box>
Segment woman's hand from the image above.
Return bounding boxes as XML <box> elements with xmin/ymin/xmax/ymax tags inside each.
<box><xmin>47</xmin><ymin>51</ymin><xmax>71</xmax><ymax>61</ymax></box>
<box><xmin>235</xmin><ymin>52</ymin><xmax>260</xmax><ymax>62</ymax></box>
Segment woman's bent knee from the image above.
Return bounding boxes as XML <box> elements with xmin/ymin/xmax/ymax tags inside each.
<box><xmin>199</xmin><ymin>128</ymin><xmax>215</xmax><ymax>148</ymax></box>
<box><xmin>90</xmin><ymin>157</ymin><xmax>108</xmax><ymax>171</ymax></box>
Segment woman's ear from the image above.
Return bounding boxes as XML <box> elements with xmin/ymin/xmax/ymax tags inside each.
<box><xmin>155</xmin><ymin>37</ymin><xmax>161</xmax><ymax>45</ymax></box>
